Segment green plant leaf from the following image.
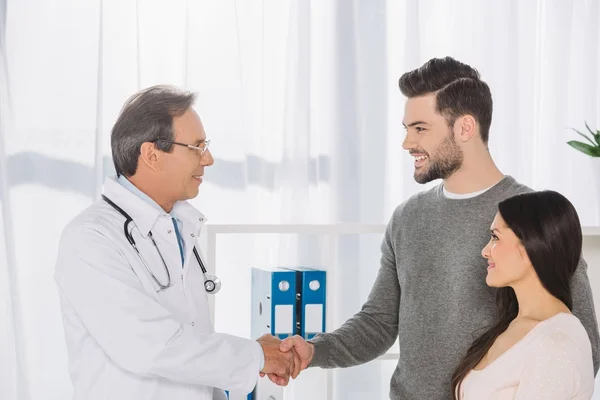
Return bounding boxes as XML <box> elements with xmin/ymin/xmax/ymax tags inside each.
<box><xmin>567</xmin><ymin>140</ymin><xmax>600</xmax><ymax>157</ymax></box>
<box><xmin>585</xmin><ymin>121</ymin><xmax>595</xmax><ymax>135</ymax></box>
<box><xmin>571</xmin><ymin>128</ymin><xmax>597</xmax><ymax>146</ymax></box>
<box><xmin>583</xmin><ymin>121</ymin><xmax>600</xmax><ymax>145</ymax></box>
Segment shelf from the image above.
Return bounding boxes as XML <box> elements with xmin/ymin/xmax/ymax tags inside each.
<box><xmin>205</xmin><ymin>224</ymin><xmax>600</xmax><ymax>236</ymax></box>
<box><xmin>583</xmin><ymin>227</ymin><xmax>600</xmax><ymax>236</ymax></box>
<box><xmin>204</xmin><ymin>223</ymin><xmax>387</xmax><ymax>234</ymax></box>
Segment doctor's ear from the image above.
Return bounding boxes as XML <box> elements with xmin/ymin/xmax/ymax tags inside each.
<box><xmin>139</xmin><ymin>142</ymin><xmax>162</xmax><ymax>172</ymax></box>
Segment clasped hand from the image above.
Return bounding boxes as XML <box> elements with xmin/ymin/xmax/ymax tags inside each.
<box><xmin>257</xmin><ymin>334</ymin><xmax>315</xmax><ymax>386</ymax></box>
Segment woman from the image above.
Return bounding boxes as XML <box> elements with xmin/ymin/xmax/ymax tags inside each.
<box><xmin>452</xmin><ymin>190</ymin><xmax>595</xmax><ymax>399</ymax></box>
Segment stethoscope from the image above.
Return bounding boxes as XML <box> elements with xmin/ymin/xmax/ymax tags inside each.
<box><xmin>101</xmin><ymin>195</ymin><xmax>221</xmax><ymax>294</ymax></box>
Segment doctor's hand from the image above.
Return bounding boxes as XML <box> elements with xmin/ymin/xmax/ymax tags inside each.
<box><xmin>257</xmin><ymin>334</ymin><xmax>302</xmax><ymax>386</ymax></box>
<box><xmin>280</xmin><ymin>335</ymin><xmax>314</xmax><ymax>371</ymax></box>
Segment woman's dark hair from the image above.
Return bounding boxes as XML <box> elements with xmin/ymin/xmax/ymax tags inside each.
<box><xmin>451</xmin><ymin>190</ymin><xmax>583</xmax><ymax>399</ymax></box>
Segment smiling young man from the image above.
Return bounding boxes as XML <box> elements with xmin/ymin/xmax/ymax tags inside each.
<box><xmin>277</xmin><ymin>57</ymin><xmax>600</xmax><ymax>399</ymax></box>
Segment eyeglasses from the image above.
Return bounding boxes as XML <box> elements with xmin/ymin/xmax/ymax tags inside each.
<box><xmin>154</xmin><ymin>139</ymin><xmax>211</xmax><ymax>157</ymax></box>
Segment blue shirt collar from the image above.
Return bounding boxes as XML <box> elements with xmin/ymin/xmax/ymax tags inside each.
<box><xmin>112</xmin><ymin>175</ymin><xmax>206</xmax><ymax>224</ymax></box>
<box><xmin>116</xmin><ymin>175</ymin><xmax>187</xmax><ymax>228</ymax></box>
<box><xmin>117</xmin><ymin>175</ymin><xmax>166</xmax><ymax>213</ymax></box>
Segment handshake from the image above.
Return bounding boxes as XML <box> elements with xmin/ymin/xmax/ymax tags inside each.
<box><xmin>256</xmin><ymin>334</ymin><xmax>315</xmax><ymax>386</ymax></box>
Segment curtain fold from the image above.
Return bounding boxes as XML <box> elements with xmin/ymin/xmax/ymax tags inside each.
<box><xmin>1</xmin><ymin>0</ymin><xmax>26</xmax><ymax>398</ymax></box>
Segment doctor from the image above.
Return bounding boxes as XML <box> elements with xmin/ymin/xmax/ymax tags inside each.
<box><xmin>54</xmin><ymin>85</ymin><xmax>299</xmax><ymax>400</ymax></box>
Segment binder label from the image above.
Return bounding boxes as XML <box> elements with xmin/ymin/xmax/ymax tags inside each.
<box><xmin>304</xmin><ymin>304</ymin><xmax>323</xmax><ymax>333</ymax></box>
<box><xmin>274</xmin><ymin>304</ymin><xmax>294</xmax><ymax>335</ymax></box>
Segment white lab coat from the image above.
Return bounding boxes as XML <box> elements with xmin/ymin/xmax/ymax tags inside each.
<box><xmin>54</xmin><ymin>177</ymin><xmax>262</xmax><ymax>400</ymax></box>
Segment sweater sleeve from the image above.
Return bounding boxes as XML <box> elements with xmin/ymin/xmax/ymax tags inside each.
<box><xmin>308</xmin><ymin>213</ymin><xmax>400</xmax><ymax>368</ymax></box>
<box><xmin>570</xmin><ymin>255</ymin><xmax>600</xmax><ymax>375</ymax></box>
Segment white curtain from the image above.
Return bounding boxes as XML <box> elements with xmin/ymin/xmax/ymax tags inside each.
<box><xmin>1</xmin><ymin>0</ymin><xmax>600</xmax><ymax>399</ymax></box>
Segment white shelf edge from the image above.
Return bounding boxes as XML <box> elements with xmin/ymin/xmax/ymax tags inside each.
<box><xmin>204</xmin><ymin>223</ymin><xmax>387</xmax><ymax>235</ymax></box>
<box><xmin>583</xmin><ymin>227</ymin><xmax>600</xmax><ymax>236</ymax></box>
<box><xmin>205</xmin><ymin>224</ymin><xmax>600</xmax><ymax>236</ymax></box>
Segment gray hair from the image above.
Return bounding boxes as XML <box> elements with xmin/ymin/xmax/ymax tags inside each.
<box><xmin>111</xmin><ymin>85</ymin><xmax>197</xmax><ymax>177</ymax></box>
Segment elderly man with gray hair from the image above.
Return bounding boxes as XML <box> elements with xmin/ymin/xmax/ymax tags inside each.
<box><xmin>54</xmin><ymin>85</ymin><xmax>299</xmax><ymax>400</ymax></box>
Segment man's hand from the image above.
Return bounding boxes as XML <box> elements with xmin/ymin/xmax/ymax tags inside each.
<box><xmin>257</xmin><ymin>334</ymin><xmax>301</xmax><ymax>386</ymax></box>
<box><xmin>280</xmin><ymin>335</ymin><xmax>314</xmax><ymax>371</ymax></box>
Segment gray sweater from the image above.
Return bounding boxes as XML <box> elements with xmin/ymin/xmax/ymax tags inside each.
<box><xmin>308</xmin><ymin>176</ymin><xmax>600</xmax><ymax>399</ymax></box>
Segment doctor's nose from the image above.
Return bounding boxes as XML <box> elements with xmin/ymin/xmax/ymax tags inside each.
<box><xmin>201</xmin><ymin>149</ymin><xmax>214</xmax><ymax>167</ymax></box>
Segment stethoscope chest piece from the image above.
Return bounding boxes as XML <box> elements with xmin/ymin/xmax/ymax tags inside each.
<box><xmin>204</xmin><ymin>274</ymin><xmax>221</xmax><ymax>294</ymax></box>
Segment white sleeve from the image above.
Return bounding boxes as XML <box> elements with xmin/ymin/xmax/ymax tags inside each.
<box><xmin>514</xmin><ymin>333</ymin><xmax>590</xmax><ymax>399</ymax></box>
<box><xmin>54</xmin><ymin>224</ymin><xmax>262</xmax><ymax>393</ymax></box>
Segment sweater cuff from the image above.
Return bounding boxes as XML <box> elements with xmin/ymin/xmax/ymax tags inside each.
<box><xmin>307</xmin><ymin>334</ymin><xmax>330</xmax><ymax>368</ymax></box>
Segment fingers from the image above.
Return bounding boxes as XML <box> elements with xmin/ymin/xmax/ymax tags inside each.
<box><xmin>280</xmin><ymin>335</ymin><xmax>313</xmax><ymax>371</ymax></box>
<box><xmin>260</xmin><ymin>350</ymin><xmax>298</xmax><ymax>386</ymax></box>
<box><xmin>267</xmin><ymin>373</ymin><xmax>287</xmax><ymax>386</ymax></box>
<box><xmin>271</xmin><ymin>371</ymin><xmax>289</xmax><ymax>386</ymax></box>
<box><xmin>280</xmin><ymin>338</ymin><xmax>292</xmax><ymax>351</ymax></box>
<box><xmin>280</xmin><ymin>334</ymin><xmax>302</xmax><ymax>352</ymax></box>
<box><xmin>279</xmin><ymin>348</ymin><xmax>294</xmax><ymax>384</ymax></box>
<box><xmin>258</xmin><ymin>334</ymin><xmax>281</xmax><ymax>345</ymax></box>
<box><xmin>292</xmin><ymin>349</ymin><xmax>302</xmax><ymax>379</ymax></box>
<box><xmin>258</xmin><ymin>335</ymin><xmax>308</xmax><ymax>386</ymax></box>
<box><xmin>283</xmin><ymin>346</ymin><xmax>302</xmax><ymax>382</ymax></box>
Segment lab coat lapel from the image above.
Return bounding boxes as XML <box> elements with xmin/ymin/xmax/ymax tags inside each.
<box><xmin>102</xmin><ymin>177</ymin><xmax>162</xmax><ymax>238</ymax></box>
<box><xmin>171</xmin><ymin>200</ymin><xmax>206</xmax><ymax>280</ymax></box>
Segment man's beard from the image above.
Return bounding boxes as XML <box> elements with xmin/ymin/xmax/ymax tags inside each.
<box><xmin>414</xmin><ymin>133</ymin><xmax>463</xmax><ymax>184</ymax></box>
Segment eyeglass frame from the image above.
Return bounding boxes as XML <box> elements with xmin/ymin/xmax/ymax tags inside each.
<box><xmin>152</xmin><ymin>138</ymin><xmax>211</xmax><ymax>157</ymax></box>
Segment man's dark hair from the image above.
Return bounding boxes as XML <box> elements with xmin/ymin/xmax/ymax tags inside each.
<box><xmin>111</xmin><ymin>85</ymin><xmax>197</xmax><ymax>177</ymax></box>
<box><xmin>399</xmin><ymin>57</ymin><xmax>493</xmax><ymax>143</ymax></box>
